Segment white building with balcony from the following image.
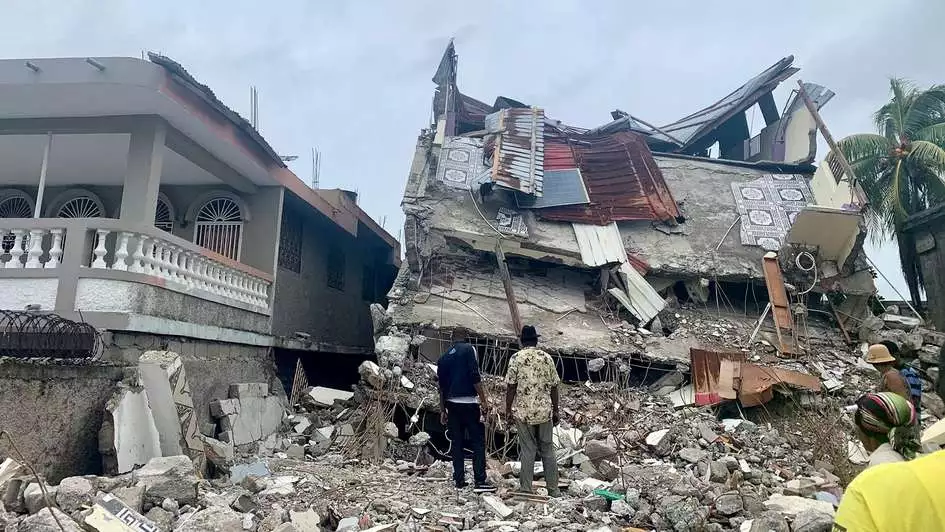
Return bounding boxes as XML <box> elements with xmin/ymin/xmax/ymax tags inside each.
<box><xmin>0</xmin><ymin>54</ymin><xmax>400</xmax><ymax>417</ymax></box>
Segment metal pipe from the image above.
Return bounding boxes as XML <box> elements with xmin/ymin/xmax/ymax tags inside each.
<box><xmin>34</xmin><ymin>132</ymin><xmax>52</xmax><ymax>218</ymax></box>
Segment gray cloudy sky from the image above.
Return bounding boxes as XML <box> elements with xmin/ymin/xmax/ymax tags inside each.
<box><xmin>4</xmin><ymin>0</ymin><xmax>943</xmax><ymax>299</ymax></box>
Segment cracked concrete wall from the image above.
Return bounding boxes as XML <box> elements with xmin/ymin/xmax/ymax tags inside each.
<box><xmin>104</xmin><ymin>332</ymin><xmax>283</xmax><ymax>427</ymax></box>
<box><xmin>0</xmin><ymin>361</ymin><xmax>125</xmax><ymax>483</ymax></box>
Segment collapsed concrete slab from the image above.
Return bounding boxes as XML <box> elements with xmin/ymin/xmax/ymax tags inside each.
<box><xmin>213</xmin><ymin>383</ymin><xmax>286</xmax><ymax>446</ymax></box>
<box><xmin>132</xmin><ymin>455</ymin><xmax>199</xmax><ymax>507</ymax></box>
<box><xmin>99</xmin><ymin>381</ymin><xmax>162</xmax><ymax>475</ymax></box>
<box><xmin>138</xmin><ymin>351</ymin><xmax>205</xmax><ymax>473</ymax></box>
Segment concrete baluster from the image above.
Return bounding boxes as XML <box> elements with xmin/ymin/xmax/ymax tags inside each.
<box><xmin>47</xmin><ymin>229</ymin><xmax>64</xmax><ymax>269</ymax></box>
<box><xmin>7</xmin><ymin>230</ymin><xmax>25</xmax><ymax>268</ymax></box>
<box><xmin>91</xmin><ymin>229</ymin><xmax>110</xmax><ymax>269</ymax></box>
<box><xmin>24</xmin><ymin>229</ymin><xmax>45</xmax><ymax>269</ymax></box>
<box><xmin>113</xmin><ymin>232</ymin><xmax>131</xmax><ymax>271</ymax></box>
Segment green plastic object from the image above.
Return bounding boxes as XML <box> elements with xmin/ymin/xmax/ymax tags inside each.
<box><xmin>592</xmin><ymin>489</ymin><xmax>622</xmax><ymax>501</ymax></box>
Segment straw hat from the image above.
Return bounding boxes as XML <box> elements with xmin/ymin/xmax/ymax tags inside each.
<box><xmin>866</xmin><ymin>344</ymin><xmax>897</xmax><ymax>364</ymax></box>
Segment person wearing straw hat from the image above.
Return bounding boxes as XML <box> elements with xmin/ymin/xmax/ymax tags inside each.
<box><xmin>865</xmin><ymin>343</ymin><xmax>910</xmax><ymax>401</ymax></box>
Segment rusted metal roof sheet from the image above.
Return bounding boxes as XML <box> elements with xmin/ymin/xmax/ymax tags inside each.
<box><xmin>539</xmin><ymin>132</ymin><xmax>680</xmax><ymax>225</ymax></box>
<box><xmin>573</xmin><ymin>222</ymin><xmax>625</xmax><ymax>267</ymax></box>
<box><xmin>544</xmin><ymin>140</ymin><xmax>577</xmax><ymax>170</ymax></box>
<box><xmin>488</xmin><ymin>107</ymin><xmax>545</xmax><ymax>196</ymax></box>
<box><xmin>691</xmin><ymin>348</ymin><xmax>821</xmax><ymax>407</ymax></box>
<box><xmin>691</xmin><ymin>349</ymin><xmax>747</xmax><ymax>406</ymax></box>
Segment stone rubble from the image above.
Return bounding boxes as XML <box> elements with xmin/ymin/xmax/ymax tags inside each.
<box><xmin>2</xmin><ymin>304</ymin><xmax>943</xmax><ymax>531</ymax></box>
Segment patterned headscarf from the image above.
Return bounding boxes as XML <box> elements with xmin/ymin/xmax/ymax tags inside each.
<box><xmin>855</xmin><ymin>392</ymin><xmax>918</xmax><ymax>458</ymax></box>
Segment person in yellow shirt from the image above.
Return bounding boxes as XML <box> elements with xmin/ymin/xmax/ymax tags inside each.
<box><xmin>833</xmin><ymin>450</ymin><xmax>945</xmax><ymax>530</ymax></box>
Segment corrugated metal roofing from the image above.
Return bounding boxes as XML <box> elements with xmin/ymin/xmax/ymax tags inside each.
<box><xmin>573</xmin><ymin>222</ymin><xmax>625</xmax><ymax>267</ymax></box>
<box><xmin>609</xmin><ymin>262</ymin><xmax>664</xmax><ymax>323</ymax></box>
<box><xmin>489</xmin><ymin>107</ymin><xmax>545</xmax><ymax>196</ymax></box>
<box><xmin>539</xmin><ymin>132</ymin><xmax>680</xmax><ymax>225</ymax></box>
<box><xmin>544</xmin><ymin>140</ymin><xmax>577</xmax><ymax>171</ymax></box>
<box><xmin>651</xmin><ymin>56</ymin><xmax>798</xmax><ymax>151</ymax></box>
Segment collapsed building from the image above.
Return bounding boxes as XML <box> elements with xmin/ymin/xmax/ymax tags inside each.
<box><xmin>388</xmin><ymin>43</ymin><xmax>876</xmax><ymax>377</ymax></box>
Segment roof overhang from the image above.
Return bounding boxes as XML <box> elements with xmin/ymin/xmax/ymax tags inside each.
<box><xmin>0</xmin><ymin>56</ymin><xmax>399</xmax><ymax>251</ymax></box>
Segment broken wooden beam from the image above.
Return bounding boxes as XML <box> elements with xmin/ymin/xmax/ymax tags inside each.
<box><xmin>494</xmin><ymin>240</ymin><xmax>523</xmax><ymax>334</ymax></box>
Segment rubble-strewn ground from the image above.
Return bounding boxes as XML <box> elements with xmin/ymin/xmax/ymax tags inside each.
<box><xmin>2</xmin><ymin>304</ymin><xmax>943</xmax><ymax>531</ymax></box>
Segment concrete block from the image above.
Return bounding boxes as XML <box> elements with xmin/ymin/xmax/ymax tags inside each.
<box><xmin>20</xmin><ymin>508</ymin><xmax>83</xmax><ymax>532</ymax></box>
<box><xmin>304</xmin><ymin>387</ymin><xmax>354</xmax><ymax>408</ymax></box>
<box><xmin>224</xmin><ymin>395</ymin><xmax>287</xmax><ymax>445</ymax></box>
<box><xmin>203</xmin><ymin>436</ymin><xmax>235</xmax><ymax>468</ymax></box>
<box><xmin>210</xmin><ymin>398</ymin><xmax>241</xmax><ymax>418</ymax></box>
<box><xmin>132</xmin><ymin>455</ymin><xmax>198</xmax><ymax>506</ymax></box>
<box><xmin>102</xmin><ymin>384</ymin><xmax>162</xmax><ymax>474</ymax></box>
<box><xmin>482</xmin><ymin>495</ymin><xmax>514</xmax><ymax>518</ymax></box>
<box><xmin>23</xmin><ymin>483</ymin><xmax>57</xmax><ymax>514</ymax></box>
<box><xmin>229</xmin><ymin>383</ymin><xmax>268</xmax><ymax>399</ymax></box>
<box><xmin>138</xmin><ymin>351</ymin><xmax>205</xmax><ymax>473</ymax></box>
<box><xmin>289</xmin><ymin>508</ymin><xmax>321</xmax><ymax>532</ymax></box>
<box><xmin>111</xmin><ymin>485</ymin><xmax>145</xmax><ymax>513</ymax></box>
<box><xmin>57</xmin><ymin>476</ymin><xmax>94</xmax><ymax>513</ymax></box>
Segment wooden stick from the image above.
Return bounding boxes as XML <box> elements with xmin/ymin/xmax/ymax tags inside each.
<box><xmin>494</xmin><ymin>240</ymin><xmax>523</xmax><ymax>334</ymax></box>
<box><xmin>796</xmin><ymin>80</ymin><xmax>868</xmax><ymax>206</ymax></box>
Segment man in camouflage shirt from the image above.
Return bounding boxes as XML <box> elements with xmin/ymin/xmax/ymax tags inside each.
<box><xmin>505</xmin><ymin>325</ymin><xmax>561</xmax><ymax>496</ymax></box>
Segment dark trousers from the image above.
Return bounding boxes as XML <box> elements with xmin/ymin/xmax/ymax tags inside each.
<box><xmin>446</xmin><ymin>402</ymin><xmax>486</xmax><ymax>485</ymax></box>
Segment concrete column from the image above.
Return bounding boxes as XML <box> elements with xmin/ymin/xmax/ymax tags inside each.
<box><xmin>119</xmin><ymin>120</ymin><xmax>166</xmax><ymax>223</ymax></box>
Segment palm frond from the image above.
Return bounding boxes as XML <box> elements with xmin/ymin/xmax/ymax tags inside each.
<box><xmin>905</xmin><ymin>88</ymin><xmax>945</xmax><ymax>134</ymax></box>
<box><xmin>908</xmin><ymin>140</ymin><xmax>945</xmax><ymax>174</ymax></box>
<box><xmin>837</xmin><ymin>134</ymin><xmax>890</xmax><ymax>164</ymax></box>
<box><xmin>875</xmin><ymin>78</ymin><xmax>916</xmax><ymax>136</ymax></box>
<box><xmin>914</xmin><ymin>122</ymin><xmax>945</xmax><ymax>146</ymax></box>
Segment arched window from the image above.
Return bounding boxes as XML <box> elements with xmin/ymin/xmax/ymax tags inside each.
<box><xmin>194</xmin><ymin>197</ymin><xmax>243</xmax><ymax>260</ymax></box>
<box><xmin>54</xmin><ymin>194</ymin><xmax>105</xmax><ymax>218</ymax></box>
<box><xmin>155</xmin><ymin>195</ymin><xmax>174</xmax><ymax>232</ymax></box>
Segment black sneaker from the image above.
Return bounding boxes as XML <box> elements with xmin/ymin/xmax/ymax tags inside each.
<box><xmin>473</xmin><ymin>482</ymin><xmax>497</xmax><ymax>493</ymax></box>
<box><xmin>455</xmin><ymin>480</ymin><xmax>469</xmax><ymax>489</ymax></box>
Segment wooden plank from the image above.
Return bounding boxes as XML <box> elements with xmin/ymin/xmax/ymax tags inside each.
<box><xmin>494</xmin><ymin>240</ymin><xmax>523</xmax><ymax>334</ymax></box>
<box><xmin>718</xmin><ymin>359</ymin><xmax>739</xmax><ymax>400</ymax></box>
<box><xmin>761</xmin><ymin>252</ymin><xmax>796</xmax><ymax>354</ymax></box>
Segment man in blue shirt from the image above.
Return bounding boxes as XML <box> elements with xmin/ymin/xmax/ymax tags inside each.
<box><xmin>437</xmin><ymin>327</ymin><xmax>496</xmax><ymax>492</ymax></box>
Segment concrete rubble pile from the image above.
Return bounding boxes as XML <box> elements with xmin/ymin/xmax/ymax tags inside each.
<box><xmin>4</xmin><ymin>310</ymin><xmax>943</xmax><ymax>531</ymax></box>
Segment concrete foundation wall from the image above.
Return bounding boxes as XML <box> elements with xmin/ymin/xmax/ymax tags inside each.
<box><xmin>103</xmin><ymin>332</ymin><xmax>284</xmax><ymax>427</ymax></box>
<box><xmin>75</xmin><ymin>278</ymin><xmax>271</xmax><ymax>333</ymax></box>
<box><xmin>0</xmin><ymin>361</ymin><xmax>126</xmax><ymax>483</ymax></box>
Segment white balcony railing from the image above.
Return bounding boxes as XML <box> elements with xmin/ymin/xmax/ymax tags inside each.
<box><xmin>0</xmin><ymin>219</ymin><xmax>272</xmax><ymax>313</ymax></box>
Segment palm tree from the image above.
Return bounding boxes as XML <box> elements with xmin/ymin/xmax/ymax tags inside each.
<box><xmin>838</xmin><ymin>79</ymin><xmax>945</xmax><ymax>306</ymax></box>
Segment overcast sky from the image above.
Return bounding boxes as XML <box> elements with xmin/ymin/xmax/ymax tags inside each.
<box><xmin>3</xmin><ymin>0</ymin><xmax>942</xmax><ymax>300</ymax></box>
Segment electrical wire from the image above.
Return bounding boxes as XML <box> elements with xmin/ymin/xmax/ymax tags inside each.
<box><xmin>468</xmin><ymin>181</ymin><xmax>504</xmax><ymax>238</ymax></box>
<box><xmin>795</xmin><ymin>251</ymin><xmax>818</xmax><ymax>295</ymax></box>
